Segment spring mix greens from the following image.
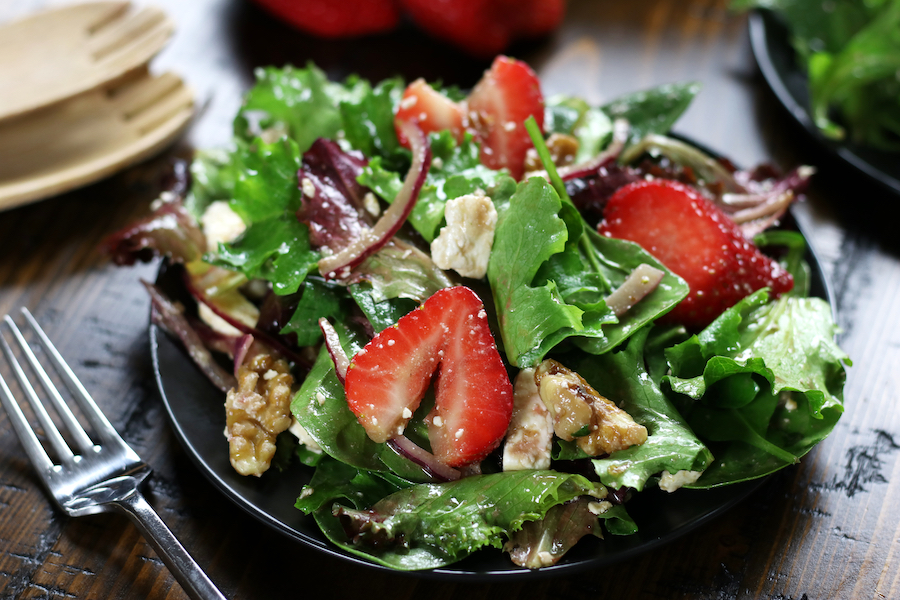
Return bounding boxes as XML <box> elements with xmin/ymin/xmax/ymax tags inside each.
<box><xmin>108</xmin><ymin>58</ymin><xmax>850</xmax><ymax>571</ymax></box>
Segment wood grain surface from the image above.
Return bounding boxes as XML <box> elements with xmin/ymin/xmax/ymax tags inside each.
<box><xmin>2</xmin><ymin>0</ymin><xmax>899</xmax><ymax>598</ymax></box>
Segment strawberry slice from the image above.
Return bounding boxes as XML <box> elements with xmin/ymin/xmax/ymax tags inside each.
<box><xmin>394</xmin><ymin>79</ymin><xmax>465</xmax><ymax>147</ymax></box>
<box><xmin>344</xmin><ymin>286</ymin><xmax>513</xmax><ymax>467</ymax></box>
<box><xmin>466</xmin><ymin>56</ymin><xmax>544</xmax><ymax>180</ymax></box>
<box><xmin>598</xmin><ymin>179</ymin><xmax>794</xmax><ymax>329</ymax></box>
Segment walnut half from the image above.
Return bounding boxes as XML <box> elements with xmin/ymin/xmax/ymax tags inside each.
<box><xmin>535</xmin><ymin>359</ymin><xmax>648</xmax><ymax>456</ymax></box>
<box><xmin>225</xmin><ymin>349</ymin><xmax>294</xmax><ymax>476</ymax></box>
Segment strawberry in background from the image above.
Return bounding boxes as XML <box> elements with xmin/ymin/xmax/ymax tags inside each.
<box><xmin>250</xmin><ymin>0</ymin><xmax>566</xmax><ymax>56</ymax></box>
<box><xmin>249</xmin><ymin>0</ymin><xmax>401</xmax><ymax>37</ymax></box>
<box><xmin>399</xmin><ymin>0</ymin><xmax>566</xmax><ymax>57</ymax></box>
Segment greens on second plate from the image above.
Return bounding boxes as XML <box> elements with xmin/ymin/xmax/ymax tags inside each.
<box><xmin>736</xmin><ymin>0</ymin><xmax>900</xmax><ymax>150</ymax></box>
<box><xmin>109</xmin><ymin>60</ymin><xmax>850</xmax><ymax>571</ymax></box>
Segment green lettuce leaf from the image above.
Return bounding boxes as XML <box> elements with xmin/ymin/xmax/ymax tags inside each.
<box><xmin>234</xmin><ymin>63</ymin><xmax>360</xmax><ymax>152</ymax></box>
<box><xmin>211</xmin><ymin>215</ymin><xmax>319</xmax><ymax>295</ymax></box>
<box><xmin>229</xmin><ymin>136</ymin><xmax>303</xmax><ymax>224</ymax></box>
<box><xmin>314</xmin><ymin>470</ymin><xmax>605</xmax><ymax>571</ymax></box>
<box><xmin>664</xmin><ymin>289</ymin><xmax>850</xmax><ymax>487</ymax></box>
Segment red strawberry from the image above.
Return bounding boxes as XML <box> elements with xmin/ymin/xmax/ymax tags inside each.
<box><xmin>344</xmin><ymin>286</ymin><xmax>513</xmax><ymax>468</ymax></box>
<box><xmin>398</xmin><ymin>0</ymin><xmax>566</xmax><ymax>58</ymax></box>
<box><xmin>394</xmin><ymin>79</ymin><xmax>465</xmax><ymax>147</ymax></box>
<box><xmin>466</xmin><ymin>56</ymin><xmax>545</xmax><ymax>180</ymax></box>
<box><xmin>597</xmin><ymin>179</ymin><xmax>793</xmax><ymax>329</ymax></box>
<box><xmin>250</xmin><ymin>0</ymin><xmax>400</xmax><ymax>38</ymax></box>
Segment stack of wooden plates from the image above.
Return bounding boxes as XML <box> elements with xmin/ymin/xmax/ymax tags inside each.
<box><xmin>0</xmin><ymin>2</ymin><xmax>194</xmax><ymax>211</ymax></box>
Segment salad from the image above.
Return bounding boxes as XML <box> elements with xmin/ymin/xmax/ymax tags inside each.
<box><xmin>106</xmin><ymin>56</ymin><xmax>850</xmax><ymax>571</ymax></box>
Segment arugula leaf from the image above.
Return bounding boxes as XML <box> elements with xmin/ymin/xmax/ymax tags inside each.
<box><xmin>210</xmin><ymin>215</ymin><xmax>319</xmax><ymax>295</ymax></box>
<box><xmin>487</xmin><ymin>177</ymin><xmax>688</xmax><ymax>367</ymax></box>
<box><xmin>317</xmin><ymin>470</ymin><xmax>605</xmax><ymax>571</ymax></box>
<box><xmin>358</xmin><ymin>131</ymin><xmax>508</xmax><ymax>242</ymax></box>
<box><xmin>569</xmin><ymin>327</ymin><xmax>713</xmax><ymax>491</ymax></box>
<box><xmin>664</xmin><ymin>289</ymin><xmax>850</xmax><ymax>487</ymax></box>
<box><xmin>601</xmin><ymin>82</ymin><xmax>701</xmax><ymax>145</ymax></box>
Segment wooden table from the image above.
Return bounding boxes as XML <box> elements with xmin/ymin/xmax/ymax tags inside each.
<box><xmin>2</xmin><ymin>0</ymin><xmax>899</xmax><ymax>598</ymax></box>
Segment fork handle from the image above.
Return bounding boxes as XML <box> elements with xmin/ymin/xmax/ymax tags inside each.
<box><xmin>113</xmin><ymin>491</ymin><xmax>228</xmax><ymax>600</ymax></box>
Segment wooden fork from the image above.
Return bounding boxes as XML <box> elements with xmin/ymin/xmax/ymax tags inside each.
<box><xmin>0</xmin><ymin>2</ymin><xmax>174</xmax><ymax>123</ymax></box>
<box><xmin>0</xmin><ymin>66</ymin><xmax>194</xmax><ymax>211</ymax></box>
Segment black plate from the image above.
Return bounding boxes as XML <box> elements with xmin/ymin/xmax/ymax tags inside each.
<box><xmin>150</xmin><ymin>217</ymin><xmax>833</xmax><ymax>582</ymax></box>
<box><xmin>749</xmin><ymin>11</ymin><xmax>900</xmax><ymax>196</ymax></box>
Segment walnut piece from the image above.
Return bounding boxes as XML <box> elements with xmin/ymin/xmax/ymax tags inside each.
<box><xmin>225</xmin><ymin>351</ymin><xmax>294</xmax><ymax>476</ymax></box>
<box><xmin>535</xmin><ymin>359</ymin><xmax>648</xmax><ymax>456</ymax></box>
<box><xmin>523</xmin><ymin>133</ymin><xmax>580</xmax><ymax>172</ymax></box>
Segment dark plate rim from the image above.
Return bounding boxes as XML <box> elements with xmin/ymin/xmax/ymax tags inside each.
<box><xmin>748</xmin><ymin>10</ymin><xmax>900</xmax><ymax>196</ymax></box>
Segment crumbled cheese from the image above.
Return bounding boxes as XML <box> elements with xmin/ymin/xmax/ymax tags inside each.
<box><xmin>262</xmin><ymin>369</ymin><xmax>278</xmax><ymax>380</ymax></box>
<box><xmin>363</xmin><ymin>192</ymin><xmax>380</xmax><ymax>217</ymax></box>
<box><xmin>430</xmin><ymin>192</ymin><xmax>497</xmax><ymax>278</ymax></box>
<box><xmin>402</xmin><ymin>407</ymin><xmax>413</xmax><ymax>419</ymax></box>
<box><xmin>658</xmin><ymin>469</ymin><xmax>703</xmax><ymax>493</ymax></box>
<box><xmin>588</xmin><ymin>500</ymin><xmax>613</xmax><ymax>515</ymax></box>
<box><xmin>502</xmin><ymin>368</ymin><xmax>554</xmax><ymax>471</ymax></box>
<box><xmin>289</xmin><ymin>419</ymin><xmax>322</xmax><ymax>453</ymax></box>
<box><xmin>433</xmin><ymin>416</ymin><xmax>443</xmax><ymax>427</ymax></box>
<box><xmin>202</xmin><ymin>200</ymin><xmax>246</xmax><ymax>251</ymax></box>
<box><xmin>301</xmin><ymin>177</ymin><xmax>316</xmax><ymax>198</ymax></box>
<box><xmin>315</xmin><ymin>391</ymin><xmax>327</xmax><ymax>406</ymax></box>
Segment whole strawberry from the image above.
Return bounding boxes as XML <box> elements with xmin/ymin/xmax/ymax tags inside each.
<box><xmin>598</xmin><ymin>179</ymin><xmax>793</xmax><ymax>329</ymax></box>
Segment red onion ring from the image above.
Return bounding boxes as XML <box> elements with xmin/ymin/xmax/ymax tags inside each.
<box><xmin>318</xmin><ymin>120</ymin><xmax>432</xmax><ymax>279</ymax></box>
<box><xmin>318</xmin><ymin>318</ymin><xmax>349</xmax><ymax>383</ymax></box>
<box><xmin>388</xmin><ymin>435</ymin><xmax>461</xmax><ymax>482</ymax></box>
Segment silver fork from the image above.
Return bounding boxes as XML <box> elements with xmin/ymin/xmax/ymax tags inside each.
<box><xmin>0</xmin><ymin>308</ymin><xmax>226</xmax><ymax>600</ymax></box>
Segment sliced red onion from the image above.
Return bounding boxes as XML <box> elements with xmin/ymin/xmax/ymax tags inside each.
<box><xmin>318</xmin><ymin>318</ymin><xmax>349</xmax><ymax>383</ymax></box>
<box><xmin>318</xmin><ymin>120</ymin><xmax>432</xmax><ymax>280</ymax></box>
<box><xmin>388</xmin><ymin>435</ymin><xmax>461</xmax><ymax>482</ymax></box>
<box><xmin>559</xmin><ymin>118</ymin><xmax>630</xmax><ymax>181</ymax></box>
<box><xmin>619</xmin><ymin>134</ymin><xmax>746</xmax><ymax>194</ymax></box>
<box><xmin>181</xmin><ymin>270</ymin><xmax>311</xmax><ymax>369</ymax></box>
<box><xmin>143</xmin><ymin>281</ymin><xmax>236</xmax><ymax>393</ymax></box>
<box><xmin>605</xmin><ymin>263</ymin><xmax>665</xmax><ymax>317</ymax></box>
<box><xmin>232</xmin><ymin>334</ymin><xmax>255</xmax><ymax>377</ymax></box>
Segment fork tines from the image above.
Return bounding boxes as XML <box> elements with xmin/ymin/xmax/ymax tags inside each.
<box><xmin>0</xmin><ymin>308</ymin><xmax>133</xmax><ymax>473</ymax></box>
